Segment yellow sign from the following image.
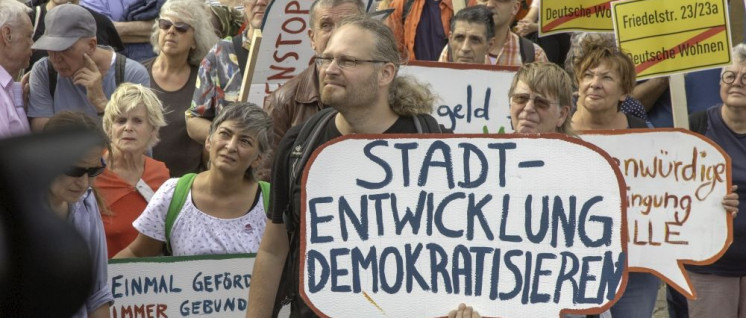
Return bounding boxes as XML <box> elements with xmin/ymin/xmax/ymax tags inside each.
<box><xmin>540</xmin><ymin>0</ymin><xmax>613</xmax><ymax>35</ymax></box>
<box><xmin>612</xmin><ymin>0</ymin><xmax>731</xmax><ymax>79</ymax></box>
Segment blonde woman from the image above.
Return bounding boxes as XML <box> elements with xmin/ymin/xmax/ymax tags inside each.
<box><xmin>95</xmin><ymin>83</ymin><xmax>169</xmax><ymax>258</ymax></box>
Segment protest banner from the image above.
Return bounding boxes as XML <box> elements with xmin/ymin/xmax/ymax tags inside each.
<box><xmin>108</xmin><ymin>254</ymin><xmax>254</xmax><ymax>318</ymax></box>
<box><xmin>299</xmin><ymin>134</ymin><xmax>628</xmax><ymax>317</ymax></box>
<box><xmin>399</xmin><ymin>61</ymin><xmax>516</xmax><ymax>134</ymax></box>
<box><xmin>581</xmin><ymin>129</ymin><xmax>733</xmax><ymax>298</ymax></box>
<box><xmin>539</xmin><ymin>0</ymin><xmax>613</xmax><ymax>36</ymax></box>
<box><xmin>612</xmin><ymin>0</ymin><xmax>732</xmax><ymax>79</ymax></box>
<box><xmin>248</xmin><ymin>0</ymin><xmax>374</xmax><ymax>105</ymax></box>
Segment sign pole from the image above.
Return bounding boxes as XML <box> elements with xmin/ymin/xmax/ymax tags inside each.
<box><xmin>239</xmin><ymin>29</ymin><xmax>263</xmax><ymax>103</ymax></box>
<box><xmin>670</xmin><ymin>74</ymin><xmax>690</xmax><ymax>129</ymax></box>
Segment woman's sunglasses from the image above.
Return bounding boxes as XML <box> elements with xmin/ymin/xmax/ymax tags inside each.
<box><xmin>64</xmin><ymin>159</ymin><xmax>106</xmax><ymax>178</ymax></box>
<box><xmin>158</xmin><ymin>19</ymin><xmax>192</xmax><ymax>34</ymax></box>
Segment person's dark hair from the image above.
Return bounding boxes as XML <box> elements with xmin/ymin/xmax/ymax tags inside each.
<box><xmin>309</xmin><ymin>0</ymin><xmax>365</xmax><ymax>30</ymax></box>
<box><xmin>450</xmin><ymin>5</ymin><xmax>495</xmax><ymax>41</ymax></box>
<box><xmin>339</xmin><ymin>16</ymin><xmax>435</xmax><ymax>115</ymax></box>
<box><xmin>208</xmin><ymin>103</ymin><xmax>272</xmax><ymax>180</ymax></box>
<box><xmin>43</xmin><ymin>111</ymin><xmax>111</xmax><ymax>215</ymax></box>
<box><xmin>44</xmin><ymin>111</ymin><xmax>110</xmax><ymax>153</ymax></box>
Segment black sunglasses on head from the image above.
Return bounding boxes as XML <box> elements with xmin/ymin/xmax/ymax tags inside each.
<box><xmin>158</xmin><ymin>19</ymin><xmax>192</xmax><ymax>33</ymax></box>
<box><xmin>64</xmin><ymin>159</ymin><xmax>106</xmax><ymax>178</ymax></box>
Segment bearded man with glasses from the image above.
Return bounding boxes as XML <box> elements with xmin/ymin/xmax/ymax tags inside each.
<box><xmin>247</xmin><ymin>17</ymin><xmax>447</xmax><ymax>318</ymax></box>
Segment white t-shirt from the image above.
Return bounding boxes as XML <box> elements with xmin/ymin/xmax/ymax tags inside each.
<box><xmin>134</xmin><ymin>178</ymin><xmax>267</xmax><ymax>256</ymax></box>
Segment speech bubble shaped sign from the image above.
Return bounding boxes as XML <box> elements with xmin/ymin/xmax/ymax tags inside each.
<box><xmin>299</xmin><ymin>134</ymin><xmax>628</xmax><ymax>317</ymax></box>
<box><xmin>581</xmin><ymin>129</ymin><xmax>733</xmax><ymax>298</ymax></box>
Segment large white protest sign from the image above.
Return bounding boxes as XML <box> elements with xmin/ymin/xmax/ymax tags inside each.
<box><xmin>400</xmin><ymin>62</ymin><xmax>516</xmax><ymax>134</ymax></box>
<box><xmin>581</xmin><ymin>129</ymin><xmax>733</xmax><ymax>298</ymax></box>
<box><xmin>248</xmin><ymin>0</ymin><xmax>374</xmax><ymax>105</ymax></box>
<box><xmin>299</xmin><ymin>134</ymin><xmax>628</xmax><ymax>317</ymax></box>
<box><xmin>108</xmin><ymin>254</ymin><xmax>254</xmax><ymax>318</ymax></box>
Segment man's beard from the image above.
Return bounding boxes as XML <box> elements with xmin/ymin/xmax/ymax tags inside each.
<box><xmin>321</xmin><ymin>72</ymin><xmax>379</xmax><ymax>111</ymax></box>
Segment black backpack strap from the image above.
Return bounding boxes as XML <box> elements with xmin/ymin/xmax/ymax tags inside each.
<box><xmin>519</xmin><ymin>36</ymin><xmax>535</xmax><ymax>63</ymax></box>
<box><xmin>114</xmin><ymin>53</ymin><xmax>127</xmax><ymax>86</ymax></box>
<box><xmin>232</xmin><ymin>34</ymin><xmax>248</xmax><ymax>75</ymax></box>
<box><xmin>688</xmin><ymin>110</ymin><xmax>709</xmax><ymax>134</ymax></box>
<box><xmin>283</xmin><ymin>107</ymin><xmax>338</xmax><ymax>233</ymax></box>
<box><xmin>414</xmin><ymin>114</ymin><xmax>443</xmax><ymax>133</ymax></box>
<box><xmin>47</xmin><ymin>58</ymin><xmax>57</xmax><ymax>98</ymax></box>
<box><xmin>401</xmin><ymin>0</ymin><xmax>415</xmax><ymax>24</ymax></box>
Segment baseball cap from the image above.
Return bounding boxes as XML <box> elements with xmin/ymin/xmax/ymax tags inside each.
<box><xmin>31</xmin><ymin>4</ymin><xmax>97</xmax><ymax>51</ymax></box>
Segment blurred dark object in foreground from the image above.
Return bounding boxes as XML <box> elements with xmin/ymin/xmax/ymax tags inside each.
<box><xmin>0</xmin><ymin>130</ymin><xmax>102</xmax><ymax>317</ymax></box>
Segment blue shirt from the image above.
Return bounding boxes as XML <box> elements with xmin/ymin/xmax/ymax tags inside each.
<box><xmin>688</xmin><ymin>105</ymin><xmax>746</xmax><ymax>276</ymax></box>
<box><xmin>413</xmin><ymin>0</ymin><xmax>446</xmax><ymax>61</ymax></box>
<box><xmin>79</xmin><ymin>0</ymin><xmax>136</xmax><ymax>21</ymax></box>
<box><xmin>69</xmin><ymin>189</ymin><xmax>114</xmax><ymax>317</ymax></box>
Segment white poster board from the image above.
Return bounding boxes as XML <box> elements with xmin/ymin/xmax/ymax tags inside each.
<box><xmin>299</xmin><ymin>134</ymin><xmax>628</xmax><ymax>317</ymax></box>
<box><xmin>109</xmin><ymin>254</ymin><xmax>254</xmax><ymax>317</ymax></box>
<box><xmin>400</xmin><ymin>61</ymin><xmax>516</xmax><ymax>134</ymax></box>
<box><xmin>581</xmin><ymin>129</ymin><xmax>733</xmax><ymax>298</ymax></box>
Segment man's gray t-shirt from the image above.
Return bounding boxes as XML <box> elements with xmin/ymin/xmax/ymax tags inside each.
<box><xmin>28</xmin><ymin>50</ymin><xmax>150</xmax><ymax>119</ymax></box>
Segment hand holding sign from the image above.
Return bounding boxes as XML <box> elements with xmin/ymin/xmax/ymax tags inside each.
<box><xmin>300</xmin><ymin>135</ymin><xmax>628</xmax><ymax>317</ymax></box>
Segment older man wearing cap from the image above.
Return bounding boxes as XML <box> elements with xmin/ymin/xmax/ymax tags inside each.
<box><xmin>27</xmin><ymin>4</ymin><xmax>149</xmax><ymax>132</ymax></box>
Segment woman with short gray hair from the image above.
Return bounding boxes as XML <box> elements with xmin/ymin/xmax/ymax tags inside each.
<box><xmin>115</xmin><ymin>103</ymin><xmax>273</xmax><ymax>257</ymax></box>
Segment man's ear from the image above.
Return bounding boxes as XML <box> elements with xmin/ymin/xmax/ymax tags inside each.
<box><xmin>1</xmin><ymin>26</ymin><xmax>12</xmax><ymax>44</ymax></box>
<box><xmin>378</xmin><ymin>62</ymin><xmax>396</xmax><ymax>86</ymax></box>
<box><xmin>308</xmin><ymin>29</ymin><xmax>317</xmax><ymax>52</ymax></box>
<box><xmin>85</xmin><ymin>38</ymin><xmax>97</xmax><ymax>54</ymax></box>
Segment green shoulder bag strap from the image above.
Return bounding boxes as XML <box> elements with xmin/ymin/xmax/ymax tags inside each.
<box><xmin>164</xmin><ymin>174</ymin><xmax>270</xmax><ymax>254</ymax></box>
<box><xmin>165</xmin><ymin>173</ymin><xmax>197</xmax><ymax>254</ymax></box>
<box><xmin>258</xmin><ymin>180</ymin><xmax>271</xmax><ymax>211</ymax></box>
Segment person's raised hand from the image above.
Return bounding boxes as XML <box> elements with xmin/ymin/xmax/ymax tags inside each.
<box><xmin>73</xmin><ymin>53</ymin><xmax>107</xmax><ymax>112</ymax></box>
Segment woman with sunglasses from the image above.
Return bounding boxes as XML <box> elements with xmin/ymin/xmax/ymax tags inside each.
<box><xmin>94</xmin><ymin>83</ymin><xmax>169</xmax><ymax>258</ymax></box>
<box><xmin>142</xmin><ymin>0</ymin><xmax>219</xmax><ymax>177</ymax></box>
<box><xmin>43</xmin><ymin>111</ymin><xmax>114</xmax><ymax>318</ymax></box>
<box><xmin>114</xmin><ymin>103</ymin><xmax>272</xmax><ymax>258</ymax></box>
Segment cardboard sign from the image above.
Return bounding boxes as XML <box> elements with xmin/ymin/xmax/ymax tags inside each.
<box><xmin>399</xmin><ymin>62</ymin><xmax>516</xmax><ymax>134</ymax></box>
<box><xmin>300</xmin><ymin>135</ymin><xmax>628</xmax><ymax>317</ymax></box>
<box><xmin>540</xmin><ymin>0</ymin><xmax>614</xmax><ymax>35</ymax></box>
<box><xmin>247</xmin><ymin>0</ymin><xmax>374</xmax><ymax>105</ymax></box>
<box><xmin>581</xmin><ymin>129</ymin><xmax>733</xmax><ymax>298</ymax></box>
<box><xmin>612</xmin><ymin>0</ymin><xmax>732</xmax><ymax>79</ymax></box>
<box><xmin>108</xmin><ymin>255</ymin><xmax>254</xmax><ymax>318</ymax></box>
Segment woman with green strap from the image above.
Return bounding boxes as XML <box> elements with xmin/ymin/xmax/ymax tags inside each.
<box><xmin>114</xmin><ymin>103</ymin><xmax>273</xmax><ymax>257</ymax></box>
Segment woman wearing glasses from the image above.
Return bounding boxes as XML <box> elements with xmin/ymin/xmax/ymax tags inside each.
<box><xmin>685</xmin><ymin>44</ymin><xmax>745</xmax><ymax>318</ymax></box>
<box><xmin>43</xmin><ymin>111</ymin><xmax>114</xmax><ymax>318</ymax></box>
<box><xmin>94</xmin><ymin>83</ymin><xmax>169</xmax><ymax>258</ymax></box>
<box><xmin>143</xmin><ymin>0</ymin><xmax>219</xmax><ymax>177</ymax></box>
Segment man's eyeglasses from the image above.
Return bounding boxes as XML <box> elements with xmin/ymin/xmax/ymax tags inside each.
<box><xmin>721</xmin><ymin>71</ymin><xmax>746</xmax><ymax>86</ymax></box>
<box><xmin>64</xmin><ymin>159</ymin><xmax>106</xmax><ymax>178</ymax></box>
<box><xmin>510</xmin><ymin>93</ymin><xmax>558</xmax><ymax>109</ymax></box>
<box><xmin>158</xmin><ymin>19</ymin><xmax>192</xmax><ymax>34</ymax></box>
<box><xmin>314</xmin><ymin>56</ymin><xmax>387</xmax><ymax>69</ymax></box>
